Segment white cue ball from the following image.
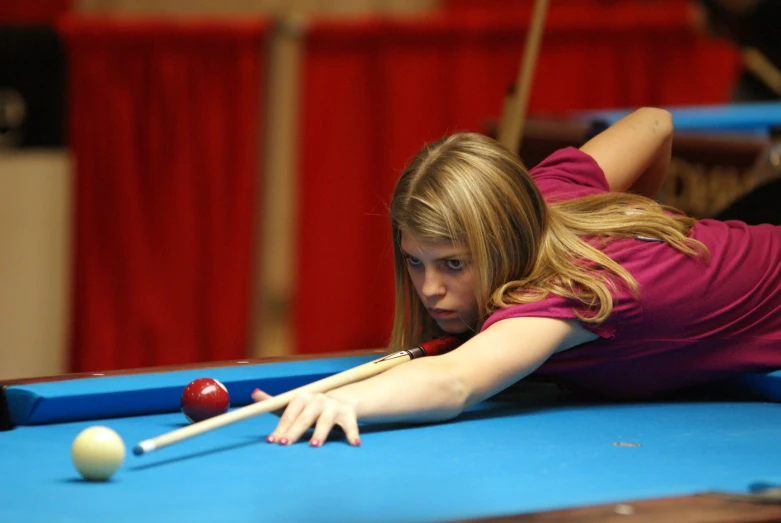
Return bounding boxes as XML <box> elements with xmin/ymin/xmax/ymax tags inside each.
<box><xmin>71</xmin><ymin>426</ymin><xmax>126</xmax><ymax>481</ymax></box>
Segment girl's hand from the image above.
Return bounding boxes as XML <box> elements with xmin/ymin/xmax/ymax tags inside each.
<box><xmin>252</xmin><ymin>389</ymin><xmax>362</xmax><ymax>447</ymax></box>
<box><xmin>250</xmin><ymin>388</ymin><xmax>285</xmax><ymax>416</ymax></box>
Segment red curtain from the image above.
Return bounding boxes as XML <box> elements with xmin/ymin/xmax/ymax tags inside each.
<box><xmin>0</xmin><ymin>0</ymin><xmax>70</xmax><ymax>22</ymax></box>
<box><xmin>294</xmin><ymin>5</ymin><xmax>740</xmax><ymax>354</ymax></box>
<box><xmin>60</xmin><ymin>17</ymin><xmax>267</xmax><ymax>371</ymax></box>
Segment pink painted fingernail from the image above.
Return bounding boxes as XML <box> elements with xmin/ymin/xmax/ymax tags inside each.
<box><xmin>310</xmin><ymin>439</ymin><xmax>320</xmax><ymax>447</ymax></box>
<box><xmin>279</xmin><ymin>437</ymin><xmax>289</xmax><ymax>445</ymax></box>
<box><xmin>266</xmin><ymin>435</ymin><xmax>276</xmax><ymax>443</ymax></box>
<box><xmin>353</xmin><ymin>438</ymin><xmax>361</xmax><ymax>446</ymax></box>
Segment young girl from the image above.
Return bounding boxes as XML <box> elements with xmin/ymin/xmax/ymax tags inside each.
<box><xmin>254</xmin><ymin>107</ymin><xmax>781</xmax><ymax>447</ymax></box>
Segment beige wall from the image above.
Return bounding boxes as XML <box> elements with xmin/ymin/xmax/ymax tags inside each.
<box><xmin>252</xmin><ymin>17</ymin><xmax>303</xmax><ymax>358</ymax></box>
<box><xmin>0</xmin><ymin>151</ymin><xmax>72</xmax><ymax>380</ymax></box>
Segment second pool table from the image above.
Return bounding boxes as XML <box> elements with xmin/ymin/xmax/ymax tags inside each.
<box><xmin>578</xmin><ymin>102</ymin><xmax>781</xmax><ymax>137</ymax></box>
<box><xmin>511</xmin><ymin>103</ymin><xmax>781</xmax><ymax>220</ymax></box>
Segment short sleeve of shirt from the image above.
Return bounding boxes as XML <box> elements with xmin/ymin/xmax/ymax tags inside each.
<box><xmin>480</xmin><ymin>147</ymin><xmax>617</xmax><ymax>339</ymax></box>
<box><xmin>481</xmin><ymin>295</ymin><xmax>617</xmax><ymax>339</ymax></box>
<box><xmin>529</xmin><ymin>147</ymin><xmax>609</xmax><ymax>201</ymax></box>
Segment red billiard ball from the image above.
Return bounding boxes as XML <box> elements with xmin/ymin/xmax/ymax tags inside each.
<box><xmin>180</xmin><ymin>378</ymin><xmax>230</xmax><ymax>423</ymax></box>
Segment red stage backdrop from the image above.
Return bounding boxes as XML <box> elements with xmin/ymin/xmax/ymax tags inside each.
<box><xmin>294</xmin><ymin>2</ymin><xmax>740</xmax><ymax>354</ymax></box>
<box><xmin>0</xmin><ymin>0</ymin><xmax>70</xmax><ymax>22</ymax></box>
<box><xmin>60</xmin><ymin>17</ymin><xmax>267</xmax><ymax>371</ymax></box>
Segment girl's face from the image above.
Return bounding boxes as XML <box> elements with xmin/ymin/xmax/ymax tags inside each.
<box><xmin>400</xmin><ymin>231</ymin><xmax>479</xmax><ymax>334</ymax></box>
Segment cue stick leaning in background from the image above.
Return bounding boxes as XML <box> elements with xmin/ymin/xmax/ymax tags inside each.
<box><xmin>742</xmin><ymin>47</ymin><xmax>781</xmax><ymax>96</ymax></box>
<box><xmin>497</xmin><ymin>0</ymin><xmax>550</xmax><ymax>153</ymax></box>
<box><xmin>133</xmin><ymin>335</ymin><xmax>465</xmax><ymax>455</ymax></box>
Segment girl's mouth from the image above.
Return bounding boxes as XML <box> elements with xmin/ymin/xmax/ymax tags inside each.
<box><xmin>429</xmin><ymin>308</ymin><xmax>457</xmax><ymax>319</ymax></box>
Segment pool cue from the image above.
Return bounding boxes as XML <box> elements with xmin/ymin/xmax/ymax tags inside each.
<box><xmin>498</xmin><ymin>0</ymin><xmax>549</xmax><ymax>153</ymax></box>
<box><xmin>133</xmin><ymin>335</ymin><xmax>464</xmax><ymax>455</ymax></box>
<box><xmin>742</xmin><ymin>47</ymin><xmax>781</xmax><ymax>96</ymax></box>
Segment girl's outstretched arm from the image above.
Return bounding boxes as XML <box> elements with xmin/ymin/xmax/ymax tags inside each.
<box><xmin>255</xmin><ymin>317</ymin><xmax>596</xmax><ymax>446</ymax></box>
<box><xmin>579</xmin><ymin>107</ymin><xmax>673</xmax><ymax>198</ymax></box>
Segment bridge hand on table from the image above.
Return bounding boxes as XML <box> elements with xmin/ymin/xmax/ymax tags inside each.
<box><xmin>252</xmin><ymin>388</ymin><xmax>362</xmax><ymax>447</ymax></box>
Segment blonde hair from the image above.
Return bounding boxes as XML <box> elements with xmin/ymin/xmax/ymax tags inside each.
<box><xmin>388</xmin><ymin>132</ymin><xmax>707</xmax><ymax>351</ymax></box>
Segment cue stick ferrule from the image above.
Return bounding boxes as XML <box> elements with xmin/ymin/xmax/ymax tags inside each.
<box><xmin>368</xmin><ymin>335</ymin><xmax>465</xmax><ymax>363</ymax></box>
<box><xmin>407</xmin><ymin>346</ymin><xmax>426</xmax><ymax>359</ymax></box>
<box><xmin>375</xmin><ymin>349</ymin><xmax>417</xmax><ymax>363</ymax></box>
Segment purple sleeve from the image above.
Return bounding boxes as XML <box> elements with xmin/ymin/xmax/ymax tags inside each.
<box><xmin>481</xmin><ymin>296</ymin><xmax>616</xmax><ymax>339</ymax></box>
<box><xmin>529</xmin><ymin>147</ymin><xmax>609</xmax><ymax>202</ymax></box>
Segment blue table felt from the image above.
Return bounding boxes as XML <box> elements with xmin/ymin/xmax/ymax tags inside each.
<box><xmin>3</xmin><ymin>358</ymin><xmax>781</xmax><ymax>523</ymax></box>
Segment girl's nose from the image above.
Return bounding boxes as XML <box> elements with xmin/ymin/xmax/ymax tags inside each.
<box><xmin>421</xmin><ymin>271</ymin><xmax>445</xmax><ymax>298</ymax></box>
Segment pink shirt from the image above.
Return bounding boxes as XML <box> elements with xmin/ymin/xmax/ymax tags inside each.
<box><xmin>482</xmin><ymin>147</ymin><xmax>781</xmax><ymax>399</ymax></box>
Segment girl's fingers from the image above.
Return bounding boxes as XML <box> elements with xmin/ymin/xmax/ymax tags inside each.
<box><xmin>308</xmin><ymin>405</ymin><xmax>339</xmax><ymax>447</ymax></box>
<box><xmin>310</xmin><ymin>409</ymin><xmax>361</xmax><ymax>447</ymax></box>
<box><xmin>263</xmin><ymin>391</ymin><xmax>361</xmax><ymax>447</ymax></box>
<box><xmin>278</xmin><ymin>393</ymin><xmax>331</xmax><ymax>445</ymax></box>
<box><xmin>251</xmin><ymin>388</ymin><xmax>272</xmax><ymax>402</ymax></box>
<box><xmin>337</xmin><ymin>415</ymin><xmax>362</xmax><ymax>447</ymax></box>
<box><xmin>252</xmin><ymin>388</ymin><xmax>284</xmax><ymax>417</ymax></box>
<box><xmin>267</xmin><ymin>392</ymin><xmax>312</xmax><ymax>443</ymax></box>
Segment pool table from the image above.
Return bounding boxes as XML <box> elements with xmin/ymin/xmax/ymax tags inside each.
<box><xmin>3</xmin><ymin>351</ymin><xmax>781</xmax><ymax>523</ymax></box>
<box><xmin>509</xmin><ymin>103</ymin><xmax>781</xmax><ymax>219</ymax></box>
<box><xmin>578</xmin><ymin>102</ymin><xmax>781</xmax><ymax>137</ymax></box>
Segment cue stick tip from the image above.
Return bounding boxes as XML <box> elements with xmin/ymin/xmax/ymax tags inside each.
<box><xmin>133</xmin><ymin>440</ymin><xmax>156</xmax><ymax>456</ymax></box>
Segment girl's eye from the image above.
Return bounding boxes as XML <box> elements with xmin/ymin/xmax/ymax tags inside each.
<box><xmin>406</xmin><ymin>256</ymin><xmax>421</xmax><ymax>267</ymax></box>
<box><xmin>446</xmin><ymin>259</ymin><xmax>463</xmax><ymax>271</ymax></box>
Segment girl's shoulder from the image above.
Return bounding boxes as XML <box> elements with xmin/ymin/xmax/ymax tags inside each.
<box><xmin>529</xmin><ymin>147</ymin><xmax>609</xmax><ymax>202</ymax></box>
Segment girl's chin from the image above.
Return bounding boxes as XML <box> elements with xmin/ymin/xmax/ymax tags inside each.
<box><xmin>436</xmin><ymin>320</ymin><xmax>472</xmax><ymax>334</ymax></box>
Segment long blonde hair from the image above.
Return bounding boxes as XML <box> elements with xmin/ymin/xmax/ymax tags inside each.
<box><xmin>388</xmin><ymin>132</ymin><xmax>707</xmax><ymax>351</ymax></box>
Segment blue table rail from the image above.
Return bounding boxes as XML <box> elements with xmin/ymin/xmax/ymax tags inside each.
<box><xmin>578</xmin><ymin>102</ymin><xmax>781</xmax><ymax>137</ymax></box>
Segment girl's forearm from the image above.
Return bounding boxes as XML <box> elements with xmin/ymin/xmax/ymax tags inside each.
<box><xmin>611</xmin><ymin>107</ymin><xmax>673</xmax><ymax>198</ymax></box>
<box><xmin>580</xmin><ymin>107</ymin><xmax>673</xmax><ymax>197</ymax></box>
<box><xmin>323</xmin><ymin>319</ymin><xmax>571</xmax><ymax>425</ymax></box>
<box><xmin>325</xmin><ymin>356</ymin><xmax>467</xmax><ymax>424</ymax></box>
<box><xmin>627</xmin><ymin>129</ymin><xmax>672</xmax><ymax>198</ymax></box>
